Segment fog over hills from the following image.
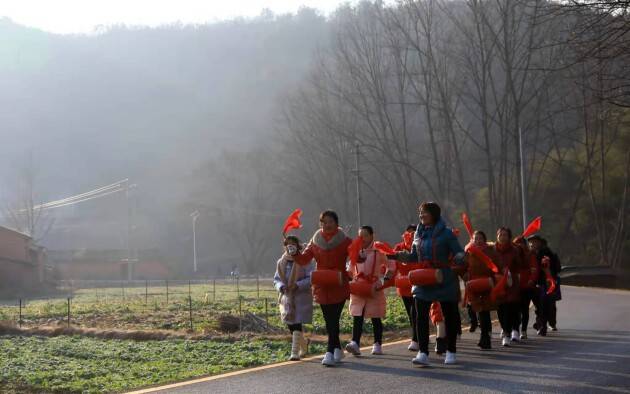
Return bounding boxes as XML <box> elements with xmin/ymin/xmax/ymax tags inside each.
<box><xmin>0</xmin><ymin>11</ymin><xmax>328</xmax><ymax>273</ymax></box>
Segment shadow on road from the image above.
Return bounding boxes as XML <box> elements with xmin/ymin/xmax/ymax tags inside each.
<box><xmin>328</xmin><ymin>329</ymin><xmax>630</xmax><ymax>394</ymax></box>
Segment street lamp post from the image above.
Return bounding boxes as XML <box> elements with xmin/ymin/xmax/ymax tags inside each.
<box><xmin>190</xmin><ymin>211</ymin><xmax>200</xmax><ymax>274</ymax></box>
<box><xmin>518</xmin><ymin>127</ymin><xmax>528</xmax><ymax>231</ymax></box>
<box><xmin>125</xmin><ymin>181</ymin><xmax>137</xmax><ymax>281</ymax></box>
<box><xmin>353</xmin><ymin>143</ymin><xmax>362</xmax><ymax>229</ymax></box>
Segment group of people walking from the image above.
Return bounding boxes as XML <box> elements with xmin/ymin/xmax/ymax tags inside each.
<box><xmin>273</xmin><ymin>202</ymin><xmax>561</xmax><ymax>366</ymax></box>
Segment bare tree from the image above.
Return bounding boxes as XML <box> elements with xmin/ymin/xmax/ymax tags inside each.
<box><xmin>195</xmin><ymin>150</ymin><xmax>282</xmax><ymax>274</ymax></box>
<box><xmin>2</xmin><ymin>155</ymin><xmax>55</xmax><ymax>242</ymax></box>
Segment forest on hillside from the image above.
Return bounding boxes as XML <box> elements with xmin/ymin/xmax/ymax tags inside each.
<box><xmin>2</xmin><ymin>1</ymin><xmax>629</xmax><ymax>275</ymax></box>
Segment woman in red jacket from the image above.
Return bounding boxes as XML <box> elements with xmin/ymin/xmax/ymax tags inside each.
<box><xmin>492</xmin><ymin>227</ymin><xmax>522</xmax><ymax>346</ymax></box>
<box><xmin>294</xmin><ymin>210</ymin><xmax>352</xmax><ymax>367</ymax></box>
<box><xmin>465</xmin><ymin>230</ymin><xmax>502</xmax><ymax>349</ymax></box>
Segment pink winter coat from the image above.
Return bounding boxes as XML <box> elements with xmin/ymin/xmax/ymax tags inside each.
<box><xmin>348</xmin><ymin>244</ymin><xmax>395</xmax><ymax>318</ymax></box>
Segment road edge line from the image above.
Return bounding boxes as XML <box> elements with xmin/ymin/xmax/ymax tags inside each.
<box><xmin>124</xmin><ymin>330</ymin><xmax>453</xmax><ymax>393</ymax></box>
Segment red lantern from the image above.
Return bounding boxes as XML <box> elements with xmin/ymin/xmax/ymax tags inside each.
<box><xmin>349</xmin><ymin>279</ymin><xmax>376</xmax><ymax>298</ymax></box>
<box><xmin>311</xmin><ymin>270</ymin><xmax>343</xmax><ymax>287</ymax></box>
<box><xmin>466</xmin><ymin>277</ymin><xmax>494</xmax><ymax>294</ymax></box>
<box><xmin>395</xmin><ymin>275</ymin><xmax>412</xmax><ymax>289</ymax></box>
<box><xmin>408</xmin><ymin>268</ymin><xmax>443</xmax><ymax>286</ymax></box>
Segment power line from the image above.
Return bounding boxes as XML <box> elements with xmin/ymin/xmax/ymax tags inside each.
<box><xmin>37</xmin><ymin>187</ymin><xmax>125</xmax><ymax>210</ymax></box>
<box><xmin>29</xmin><ymin>179</ymin><xmax>129</xmax><ymax>211</ymax></box>
<box><xmin>36</xmin><ymin>179</ymin><xmax>128</xmax><ymax>210</ymax></box>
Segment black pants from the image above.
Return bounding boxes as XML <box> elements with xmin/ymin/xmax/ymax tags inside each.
<box><xmin>352</xmin><ymin>315</ymin><xmax>383</xmax><ymax>346</ymax></box>
<box><xmin>498</xmin><ymin>302</ymin><xmax>520</xmax><ymax>334</ymax></box>
<box><xmin>415</xmin><ymin>299</ymin><xmax>459</xmax><ymax>354</ymax></box>
<box><xmin>401</xmin><ymin>296</ymin><xmax>418</xmax><ymax>342</ymax></box>
<box><xmin>321</xmin><ymin>302</ymin><xmax>345</xmax><ymax>353</ymax></box>
<box><xmin>532</xmin><ymin>289</ymin><xmax>542</xmax><ymax>325</ymax></box>
<box><xmin>287</xmin><ymin>323</ymin><xmax>303</xmax><ymax>333</ymax></box>
<box><xmin>467</xmin><ymin>304</ymin><xmax>478</xmax><ymax>326</ymax></box>
<box><xmin>517</xmin><ymin>289</ymin><xmax>534</xmax><ymax>331</ymax></box>
<box><xmin>535</xmin><ymin>295</ymin><xmax>555</xmax><ymax>330</ymax></box>
<box><xmin>478</xmin><ymin>310</ymin><xmax>492</xmax><ymax>336</ymax></box>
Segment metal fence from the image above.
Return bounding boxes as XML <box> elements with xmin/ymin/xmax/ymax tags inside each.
<box><xmin>0</xmin><ymin>278</ymin><xmax>285</xmax><ymax>333</ymax></box>
<box><xmin>0</xmin><ymin>277</ymin><xmax>402</xmax><ymax>336</ymax></box>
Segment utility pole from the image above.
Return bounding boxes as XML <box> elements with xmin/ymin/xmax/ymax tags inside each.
<box><xmin>191</xmin><ymin>210</ymin><xmax>200</xmax><ymax>274</ymax></box>
<box><xmin>518</xmin><ymin>127</ymin><xmax>528</xmax><ymax>231</ymax></box>
<box><xmin>354</xmin><ymin>143</ymin><xmax>362</xmax><ymax>228</ymax></box>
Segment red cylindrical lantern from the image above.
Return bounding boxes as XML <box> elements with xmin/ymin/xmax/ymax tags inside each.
<box><xmin>395</xmin><ymin>275</ymin><xmax>412</xmax><ymax>289</ymax></box>
<box><xmin>349</xmin><ymin>280</ymin><xmax>376</xmax><ymax>298</ymax></box>
<box><xmin>466</xmin><ymin>277</ymin><xmax>494</xmax><ymax>294</ymax></box>
<box><xmin>311</xmin><ymin>270</ymin><xmax>343</xmax><ymax>287</ymax></box>
<box><xmin>408</xmin><ymin>269</ymin><xmax>443</xmax><ymax>286</ymax></box>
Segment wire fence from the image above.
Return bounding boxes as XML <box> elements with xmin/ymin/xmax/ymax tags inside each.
<box><xmin>1</xmin><ymin>278</ymin><xmax>277</xmax><ymax>332</ymax></box>
<box><xmin>0</xmin><ymin>278</ymin><xmax>407</xmax><ymax>336</ymax></box>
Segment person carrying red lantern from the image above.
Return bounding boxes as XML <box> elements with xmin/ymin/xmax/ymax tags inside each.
<box><xmin>464</xmin><ymin>230</ymin><xmax>502</xmax><ymax>350</ymax></box>
<box><xmin>512</xmin><ymin>236</ymin><xmax>539</xmax><ymax>340</ymax></box>
<box><xmin>527</xmin><ymin>235</ymin><xmax>561</xmax><ymax>336</ymax></box>
<box><xmin>292</xmin><ymin>210</ymin><xmax>352</xmax><ymax>367</ymax></box>
<box><xmin>491</xmin><ymin>227</ymin><xmax>523</xmax><ymax>346</ymax></box>
<box><xmin>393</xmin><ymin>224</ymin><xmax>446</xmax><ymax>353</ymax></box>
<box><xmin>393</xmin><ymin>202</ymin><xmax>466</xmax><ymax>366</ymax></box>
<box><xmin>345</xmin><ymin>226</ymin><xmax>396</xmax><ymax>357</ymax></box>
<box><xmin>273</xmin><ymin>235</ymin><xmax>314</xmax><ymax>361</ymax></box>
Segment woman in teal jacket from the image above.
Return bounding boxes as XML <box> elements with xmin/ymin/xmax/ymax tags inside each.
<box><xmin>395</xmin><ymin>202</ymin><xmax>465</xmax><ymax>366</ymax></box>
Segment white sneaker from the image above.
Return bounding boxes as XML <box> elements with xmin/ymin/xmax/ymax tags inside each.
<box><xmin>345</xmin><ymin>341</ymin><xmax>361</xmax><ymax>356</ymax></box>
<box><xmin>502</xmin><ymin>336</ymin><xmax>511</xmax><ymax>347</ymax></box>
<box><xmin>372</xmin><ymin>343</ymin><xmax>383</xmax><ymax>355</ymax></box>
<box><xmin>407</xmin><ymin>341</ymin><xmax>419</xmax><ymax>351</ymax></box>
<box><xmin>511</xmin><ymin>330</ymin><xmax>520</xmax><ymax>342</ymax></box>
<box><xmin>321</xmin><ymin>352</ymin><xmax>335</xmax><ymax>366</ymax></box>
<box><xmin>520</xmin><ymin>332</ymin><xmax>528</xmax><ymax>340</ymax></box>
<box><xmin>444</xmin><ymin>351</ymin><xmax>457</xmax><ymax>365</ymax></box>
<box><xmin>333</xmin><ymin>348</ymin><xmax>345</xmax><ymax>363</ymax></box>
<box><xmin>412</xmin><ymin>351</ymin><xmax>430</xmax><ymax>366</ymax></box>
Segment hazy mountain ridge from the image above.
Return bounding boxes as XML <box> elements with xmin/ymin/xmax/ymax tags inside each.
<box><xmin>0</xmin><ymin>11</ymin><xmax>328</xmax><ymax>200</ymax></box>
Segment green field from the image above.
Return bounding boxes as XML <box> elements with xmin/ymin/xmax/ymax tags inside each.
<box><xmin>0</xmin><ymin>281</ymin><xmax>466</xmax><ymax>393</ymax></box>
<box><xmin>0</xmin><ymin>280</ymin><xmax>416</xmax><ymax>335</ymax></box>
<box><xmin>0</xmin><ymin>335</ymin><xmax>327</xmax><ymax>393</ymax></box>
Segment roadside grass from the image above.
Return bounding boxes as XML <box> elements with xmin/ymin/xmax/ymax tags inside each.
<box><xmin>0</xmin><ymin>282</ymin><xmax>469</xmax><ymax>393</ymax></box>
<box><xmin>0</xmin><ymin>334</ymin><xmax>327</xmax><ymax>393</ymax></box>
<box><xmin>0</xmin><ymin>282</ymin><xmax>417</xmax><ymax>335</ymax></box>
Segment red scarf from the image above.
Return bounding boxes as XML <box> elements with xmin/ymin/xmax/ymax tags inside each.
<box><xmin>322</xmin><ymin>228</ymin><xmax>340</xmax><ymax>242</ymax></box>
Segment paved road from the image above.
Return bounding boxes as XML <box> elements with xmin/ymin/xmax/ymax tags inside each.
<box><xmin>140</xmin><ymin>286</ymin><xmax>630</xmax><ymax>393</ymax></box>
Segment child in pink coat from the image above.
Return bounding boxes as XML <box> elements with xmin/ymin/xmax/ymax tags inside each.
<box><xmin>345</xmin><ymin>226</ymin><xmax>396</xmax><ymax>356</ymax></box>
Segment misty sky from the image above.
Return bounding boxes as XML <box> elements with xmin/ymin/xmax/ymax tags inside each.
<box><xmin>2</xmin><ymin>0</ymin><xmax>357</xmax><ymax>34</ymax></box>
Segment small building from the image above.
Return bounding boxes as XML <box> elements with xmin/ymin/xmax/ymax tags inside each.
<box><xmin>48</xmin><ymin>248</ymin><xmax>170</xmax><ymax>280</ymax></box>
<box><xmin>0</xmin><ymin>225</ymin><xmax>50</xmax><ymax>297</ymax></box>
